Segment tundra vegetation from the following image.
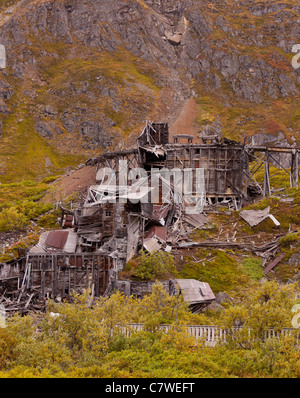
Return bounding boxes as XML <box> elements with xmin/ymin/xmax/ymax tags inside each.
<box><xmin>0</xmin><ymin>163</ymin><xmax>299</xmax><ymax>378</ymax></box>
<box><xmin>0</xmin><ymin>0</ymin><xmax>299</xmax><ymax>379</ymax></box>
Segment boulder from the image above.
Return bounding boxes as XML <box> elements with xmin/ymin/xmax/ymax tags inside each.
<box><xmin>35</xmin><ymin>121</ymin><xmax>53</xmax><ymax>139</ymax></box>
<box><xmin>0</xmin><ymin>79</ymin><xmax>13</xmax><ymax>100</ymax></box>
<box><xmin>215</xmin><ymin>291</ymin><xmax>232</xmax><ymax>305</ymax></box>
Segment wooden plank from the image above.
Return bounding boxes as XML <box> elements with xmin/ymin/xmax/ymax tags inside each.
<box><xmin>263</xmin><ymin>253</ymin><xmax>285</xmax><ymax>275</ymax></box>
<box><xmin>68</xmin><ymin>268</ymin><xmax>71</xmax><ymax>295</ymax></box>
<box><xmin>62</xmin><ymin>269</ymin><xmax>66</xmax><ymax>298</ymax></box>
<box><xmin>263</xmin><ymin>151</ymin><xmax>270</xmax><ymax>197</ymax></box>
<box><xmin>74</xmin><ymin>267</ymin><xmax>76</xmax><ymax>291</ymax></box>
<box><xmin>53</xmin><ymin>255</ymin><xmax>57</xmax><ymax>297</ymax></box>
<box><xmin>41</xmin><ymin>267</ymin><xmax>45</xmax><ymax>298</ymax></box>
<box><xmin>24</xmin><ymin>293</ymin><xmax>35</xmax><ymax>309</ymax></box>
<box><xmin>95</xmin><ymin>256</ymin><xmax>100</xmax><ymax>296</ymax></box>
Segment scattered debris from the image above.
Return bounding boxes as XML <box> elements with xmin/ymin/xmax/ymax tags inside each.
<box><xmin>172</xmin><ymin>279</ymin><xmax>215</xmax><ymax>313</ymax></box>
<box><xmin>0</xmin><ymin>121</ymin><xmax>299</xmax><ymax>313</ymax></box>
<box><xmin>240</xmin><ymin>206</ymin><xmax>280</xmax><ymax>227</ymax></box>
<box><xmin>143</xmin><ymin>237</ymin><xmax>162</xmax><ymax>254</ymax></box>
<box><xmin>112</xmin><ymin>278</ymin><xmax>215</xmax><ymax>313</ymax></box>
<box><xmin>183</xmin><ymin>214</ymin><xmax>208</xmax><ymax>229</ymax></box>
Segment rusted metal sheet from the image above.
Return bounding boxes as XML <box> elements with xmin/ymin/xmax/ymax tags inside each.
<box><xmin>144</xmin><ymin>225</ymin><xmax>167</xmax><ymax>242</ymax></box>
<box><xmin>45</xmin><ymin>230</ymin><xmax>69</xmax><ymax>249</ymax></box>
<box><xmin>63</xmin><ymin>215</ymin><xmax>74</xmax><ymax>228</ymax></box>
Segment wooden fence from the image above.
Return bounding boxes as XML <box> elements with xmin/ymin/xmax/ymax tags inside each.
<box><xmin>117</xmin><ymin>323</ymin><xmax>300</xmax><ymax>346</ymax></box>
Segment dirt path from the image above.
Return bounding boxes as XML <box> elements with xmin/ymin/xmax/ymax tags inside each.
<box><xmin>169</xmin><ymin>97</ymin><xmax>201</xmax><ymax>142</ymax></box>
<box><xmin>42</xmin><ymin>164</ymin><xmax>97</xmax><ymax>203</ymax></box>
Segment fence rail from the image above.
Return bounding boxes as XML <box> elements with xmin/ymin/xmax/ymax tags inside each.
<box><xmin>117</xmin><ymin>324</ymin><xmax>300</xmax><ymax>346</ymax></box>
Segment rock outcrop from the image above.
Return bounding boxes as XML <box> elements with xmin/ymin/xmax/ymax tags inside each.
<box><xmin>0</xmin><ymin>0</ymin><xmax>298</xmax><ymax>180</ymax></box>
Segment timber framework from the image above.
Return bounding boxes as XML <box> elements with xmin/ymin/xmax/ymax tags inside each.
<box><xmin>0</xmin><ymin>122</ymin><xmax>299</xmax><ymax>313</ymax></box>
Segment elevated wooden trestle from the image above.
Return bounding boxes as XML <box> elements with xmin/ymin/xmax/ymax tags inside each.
<box><xmin>86</xmin><ymin>143</ymin><xmax>300</xmax><ymax>201</ymax></box>
<box><xmin>245</xmin><ymin>146</ymin><xmax>299</xmax><ymax>196</ymax></box>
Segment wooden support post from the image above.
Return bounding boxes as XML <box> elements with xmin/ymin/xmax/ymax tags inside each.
<box><xmin>103</xmin><ymin>258</ymin><xmax>106</xmax><ymax>294</ymax></box>
<box><xmin>53</xmin><ymin>255</ymin><xmax>57</xmax><ymax>298</ymax></box>
<box><xmin>51</xmin><ymin>255</ymin><xmax>54</xmax><ymax>298</ymax></box>
<box><xmin>290</xmin><ymin>150</ymin><xmax>298</xmax><ymax>189</ymax></box>
<box><xmin>207</xmin><ymin>149</ymin><xmax>210</xmax><ymax>192</ymax></box>
<box><xmin>291</xmin><ymin>150</ymin><xmax>295</xmax><ymax>188</ymax></box>
<box><xmin>26</xmin><ymin>262</ymin><xmax>31</xmax><ymax>290</ymax></box>
<box><xmin>263</xmin><ymin>151</ymin><xmax>271</xmax><ymax>197</ymax></box>
<box><xmin>41</xmin><ymin>261</ymin><xmax>45</xmax><ymax>298</ymax></box>
<box><xmin>68</xmin><ymin>268</ymin><xmax>71</xmax><ymax>295</ymax></box>
<box><xmin>86</xmin><ymin>261</ymin><xmax>89</xmax><ymax>289</ymax></box>
<box><xmin>91</xmin><ymin>257</ymin><xmax>95</xmax><ymax>290</ymax></box>
<box><xmin>215</xmin><ymin>149</ymin><xmax>219</xmax><ymax>194</ymax></box>
<box><xmin>62</xmin><ymin>269</ymin><xmax>66</xmax><ymax>298</ymax></box>
<box><xmin>296</xmin><ymin>150</ymin><xmax>299</xmax><ymax>189</ymax></box>
<box><xmin>224</xmin><ymin>149</ymin><xmax>228</xmax><ymax>193</ymax></box>
<box><xmin>74</xmin><ymin>267</ymin><xmax>76</xmax><ymax>291</ymax></box>
<box><xmin>96</xmin><ymin>256</ymin><xmax>100</xmax><ymax>296</ymax></box>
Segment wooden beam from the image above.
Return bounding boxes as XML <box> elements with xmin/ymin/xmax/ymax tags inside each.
<box><xmin>263</xmin><ymin>151</ymin><xmax>271</xmax><ymax>197</ymax></box>
<box><xmin>264</xmin><ymin>253</ymin><xmax>285</xmax><ymax>275</ymax></box>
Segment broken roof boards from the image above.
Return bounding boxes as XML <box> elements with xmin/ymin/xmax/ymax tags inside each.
<box><xmin>143</xmin><ymin>237</ymin><xmax>162</xmax><ymax>254</ymax></box>
<box><xmin>239</xmin><ymin>206</ymin><xmax>280</xmax><ymax>227</ymax></box>
<box><xmin>137</xmin><ymin>122</ymin><xmax>169</xmax><ymax>146</ymax></box>
<box><xmin>29</xmin><ymin>230</ymin><xmax>78</xmax><ymax>254</ymax></box>
<box><xmin>174</xmin><ymin>279</ymin><xmax>215</xmax><ymax>304</ymax></box>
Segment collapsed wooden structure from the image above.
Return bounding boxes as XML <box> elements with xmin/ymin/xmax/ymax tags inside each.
<box><xmin>1</xmin><ymin>121</ymin><xmax>299</xmax><ymax>313</ymax></box>
<box><xmin>87</xmin><ymin>122</ymin><xmax>250</xmax><ymax>209</ymax></box>
<box><xmin>0</xmin><ymin>252</ymin><xmax>114</xmax><ymax>313</ymax></box>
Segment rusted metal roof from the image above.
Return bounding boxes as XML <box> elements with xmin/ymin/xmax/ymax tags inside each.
<box><xmin>45</xmin><ymin>230</ymin><xmax>69</xmax><ymax>249</ymax></box>
<box><xmin>30</xmin><ymin>230</ymin><xmax>77</xmax><ymax>254</ymax></box>
<box><xmin>144</xmin><ymin>225</ymin><xmax>167</xmax><ymax>242</ymax></box>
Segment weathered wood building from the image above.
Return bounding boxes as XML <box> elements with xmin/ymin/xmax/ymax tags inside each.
<box><xmin>2</xmin><ymin>121</ymin><xmax>299</xmax><ymax>312</ymax></box>
<box><xmin>88</xmin><ymin>122</ymin><xmax>250</xmax><ymax>208</ymax></box>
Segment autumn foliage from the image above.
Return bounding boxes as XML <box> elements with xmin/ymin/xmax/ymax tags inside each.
<box><xmin>0</xmin><ymin>281</ymin><xmax>299</xmax><ymax>377</ymax></box>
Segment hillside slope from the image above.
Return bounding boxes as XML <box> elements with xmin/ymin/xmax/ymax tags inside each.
<box><xmin>0</xmin><ymin>0</ymin><xmax>298</xmax><ymax>182</ymax></box>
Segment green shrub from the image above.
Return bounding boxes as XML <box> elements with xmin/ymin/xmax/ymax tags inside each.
<box><xmin>0</xmin><ymin>207</ymin><xmax>27</xmax><ymax>232</ymax></box>
<box><xmin>279</xmin><ymin>233</ymin><xmax>299</xmax><ymax>248</ymax></box>
<box><xmin>133</xmin><ymin>251</ymin><xmax>177</xmax><ymax>281</ymax></box>
<box><xmin>37</xmin><ymin>212</ymin><xmax>60</xmax><ymax>228</ymax></box>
